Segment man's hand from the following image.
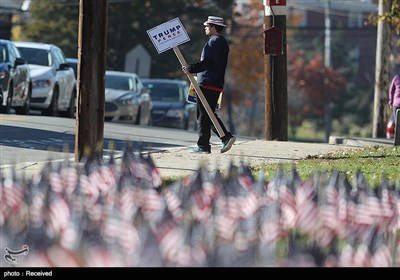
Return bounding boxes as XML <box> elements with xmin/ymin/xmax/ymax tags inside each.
<box><xmin>182</xmin><ymin>65</ymin><xmax>190</xmax><ymax>74</ymax></box>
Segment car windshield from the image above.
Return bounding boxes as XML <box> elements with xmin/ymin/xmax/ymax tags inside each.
<box><xmin>17</xmin><ymin>47</ymin><xmax>51</xmax><ymax>66</ymax></box>
<box><xmin>0</xmin><ymin>45</ymin><xmax>6</xmax><ymax>63</ymax></box>
<box><xmin>144</xmin><ymin>82</ymin><xmax>181</xmax><ymax>102</ymax></box>
<box><xmin>106</xmin><ymin>75</ymin><xmax>133</xmax><ymax>91</ymax></box>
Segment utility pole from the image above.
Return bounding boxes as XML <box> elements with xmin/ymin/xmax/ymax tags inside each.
<box><xmin>75</xmin><ymin>0</ymin><xmax>108</xmax><ymax>161</ymax></box>
<box><xmin>324</xmin><ymin>0</ymin><xmax>332</xmax><ymax>143</ymax></box>
<box><xmin>373</xmin><ymin>0</ymin><xmax>392</xmax><ymax>138</ymax></box>
<box><xmin>263</xmin><ymin>0</ymin><xmax>288</xmax><ymax>141</ymax></box>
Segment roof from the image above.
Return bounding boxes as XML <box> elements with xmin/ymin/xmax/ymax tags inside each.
<box><xmin>13</xmin><ymin>41</ymin><xmax>54</xmax><ymax>51</ymax></box>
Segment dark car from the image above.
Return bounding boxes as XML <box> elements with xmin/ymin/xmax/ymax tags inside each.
<box><xmin>0</xmin><ymin>39</ymin><xmax>31</xmax><ymax>114</ymax></box>
<box><xmin>142</xmin><ymin>79</ymin><xmax>196</xmax><ymax>130</ymax></box>
<box><xmin>66</xmin><ymin>57</ymin><xmax>78</xmax><ymax>79</ymax></box>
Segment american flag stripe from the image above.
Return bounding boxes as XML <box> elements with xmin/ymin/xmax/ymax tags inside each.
<box><xmin>46</xmin><ymin>245</ymin><xmax>81</xmax><ymax>267</ymax></box>
<box><xmin>60</xmin><ymin>226</ymin><xmax>80</xmax><ymax>250</ymax></box>
<box><xmin>157</xmin><ymin>225</ymin><xmax>182</xmax><ymax>264</ymax></box>
<box><xmin>218</xmin><ymin>197</ymin><xmax>241</xmax><ymax>220</ymax></box>
<box><xmin>79</xmin><ymin>174</ymin><xmax>99</xmax><ymax>202</ymax></box>
<box><xmin>119</xmin><ymin>189</ymin><xmax>139</xmax><ymax>222</ymax></box>
<box><xmin>191</xmin><ymin>204</ymin><xmax>211</xmax><ymax>222</ymax></box>
<box><xmin>60</xmin><ymin>167</ymin><xmax>78</xmax><ymax>197</ymax></box>
<box><xmin>338</xmin><ymin>244</ymin><xmax>355</xmax><ymax>267</ymax></box>
<box><xmin>240</xmin><ymin>192</ymin><xmax>258</xmax><ymax>219</ymax></box>
<box><xmin>260</xmin><ymin>220</ymin><xmax>284</xmax><ymax>245</ymax></box>
<box><xmin>352</xmin><ymin>244</ymin><xmax>371</xmax><ymax>267</ymax></box>
<box><xmin>141</xmin><ymin>190</ymin><xmax>163</xmax><ymax>223</ymax></box>
<box><xmin>371</xmin><ymin>245</ymin><xmax>392</xmax><ymax>267</ymax></box>
<box><xmin>280</xmin><ymin>203</ymin><xmax>297</xmax><ymax>230</ymax></box>
<box><xmin>296</xmin><ymin>201</ymin><xmax>318</xmax><ymax>234</ymax></box>
<box><xmin>3</xmin><ymin>181</ymin><xmax>25</xmax><ymax>211</ymax></box>
<box><xmin>49</xmin><ymin>172</ymin><xmax>63</xmax><ymax>193</ymax></box>
<box><xmin>47</xmin><ymin>196</ymin><xmax>71</xmax><ymax>235</ymax></box>
<box><xmin>215</xmin><ymin>215</ymin><xmax>237</xmax><ymax>240</ymax></box>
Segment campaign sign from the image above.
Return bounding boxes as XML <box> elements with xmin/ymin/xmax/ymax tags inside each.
<box><xmin>147</xmin><ymin>18</ymin><xmax>190</xmax><ymax>54</ymax></box>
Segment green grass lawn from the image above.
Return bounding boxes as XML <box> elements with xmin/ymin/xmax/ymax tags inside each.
<box><xmin>253</xmin><ymin>146</ymin><xmax>400</xmax><ymax>187</ymax></box>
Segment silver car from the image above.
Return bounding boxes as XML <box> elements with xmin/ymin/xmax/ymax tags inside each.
<box><xmin>105</xmin><ymin>71</ymin><xmax>152</xmax><ymax>125</ymax></box>
<box><xmin>14</xmin><ymin>41</ymin><xmax>76</xmax><ymax>117</ymax></box>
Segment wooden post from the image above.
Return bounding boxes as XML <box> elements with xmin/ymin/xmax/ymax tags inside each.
<box><xmin>263</xmin><ymin>0</ymin><xmax>288</xmax><ymax>141</ymax></box>
<box><xmin>75</xmin><ymin>0</ymin><xmax>108</xmax><ymax>161</ymax></box>
<box><xmin>173</xmin><ymin>46</ymin><xmax>225</xmax><ymax>138</ymax></box>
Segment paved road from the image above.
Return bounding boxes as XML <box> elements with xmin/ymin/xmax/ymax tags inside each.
<box><xmin>0</xmin><ymin>114</ymin><xmax>394</xmax><ymax>179</ymax></box>
<box><xmin>0</xmin><ymin>114</ymin><xmax>203</xmax><ymax>164</ymax></box>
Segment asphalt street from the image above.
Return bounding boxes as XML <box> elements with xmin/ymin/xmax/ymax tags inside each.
<box><xmin>1</xmin><ymin>114</ymin><xmax>395</xmax><ymax>179</ymax></box>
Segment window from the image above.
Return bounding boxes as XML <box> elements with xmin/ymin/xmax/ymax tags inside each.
<box><xmin>348</xmin><ymin>12</ymin><xmax>362</xmax><ymax>28</ymax></box>
<box><xmin>106</xmin><ymin>75</ymin><xmax>132</xmax><ymax>91</ymax></box>
<box><xmin>17</xmin><ymin>47</ymin><xmax>50</xmax><ymax>66</ymax></box>
<box><xmin>145</xmin><ymin>82</ymin><xmax>181</xmax><ymax>102</ymax></box>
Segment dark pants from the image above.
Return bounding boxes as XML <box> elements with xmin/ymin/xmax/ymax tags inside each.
<box><xmin>197</xmin><ymin>87</ymin><xmax>232</xmax><ymax>151</ymax></box>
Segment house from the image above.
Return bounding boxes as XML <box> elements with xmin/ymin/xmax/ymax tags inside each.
<box><xmin>286</xmin><ymin>0</ymin><xmax>378</xmax><ymax>86</ymax></box>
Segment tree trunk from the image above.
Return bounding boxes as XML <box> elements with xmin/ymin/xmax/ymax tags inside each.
<box><xmin>373</xmin><ymin>0</ymin><xmax>392</xmax><ymax>138</ymax></box>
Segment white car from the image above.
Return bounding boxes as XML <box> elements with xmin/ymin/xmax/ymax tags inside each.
<box><xmin>105</xmin><ymin>71</ymin><xmax>152</xmax><ymax>125</ymax></box>
<box><xmin>14</xmin><ymin>41</ymin><xmax>76</xmax><ymax>117</ymax></box>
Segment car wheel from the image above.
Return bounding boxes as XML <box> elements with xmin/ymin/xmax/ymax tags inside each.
<box><xmin>1</xmin><ymin>83</ymin><xmax>13</xmax><ymax>114</ymax></box>
<box><xmin>15</xmin><ymin>85</ymin><xmax>31</xmax><ymax>115</ymax></box>
<box><xmin>61</xmin><ymin>89</ymin><xmax>75</xmax><ymax>118</ymax></box>
<box><xmin>44</xmin><ymin>86</ymin><xmax>59</xmax><ymax>117</ymax></box>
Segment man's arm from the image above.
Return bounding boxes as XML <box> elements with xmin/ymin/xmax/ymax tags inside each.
<box><xmin>184</xmin><ymin>39</ymin><xmax>219</xmax><ymax>74</ymax></box>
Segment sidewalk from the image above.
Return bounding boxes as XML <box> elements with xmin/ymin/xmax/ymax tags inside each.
<box><xmin>150</xmin><ymin>137</ymin><xmax>390</xmax><ymax>178</ymax></box>
<box><xmin>3</xmin><ymin>136</ymin><xmax>392</xmax><ymax>180</ymax></box>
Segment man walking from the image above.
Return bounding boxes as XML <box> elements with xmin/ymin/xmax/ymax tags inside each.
<box><xmin>182</xmin><ymin>16</ymin><xmax>236</xmax><ymax>154</ymax></box>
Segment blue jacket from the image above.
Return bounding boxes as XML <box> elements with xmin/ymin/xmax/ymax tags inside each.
<box><xmin>188</xmin><ymin>35</ymin><xmax>229</xmax><ymax>90</ymax></box>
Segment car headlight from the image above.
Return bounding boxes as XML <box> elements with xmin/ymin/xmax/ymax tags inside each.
<box><xmin>33</xmin><ymin>79</ymin><xmax>52</xmax><ymax>88</ymax></box>
<box><xmin>166</xmin><ymin>109</ymin><xmax>184</xmax><ymax>118</ymax></box>
<box><xmin>117</xmin><ymin>93</ymin><xmax>135</xmax><ymax>105</ymax></box>
<box><xmin>0</xmin><ymin>71</ymin><xmax>5</xmax><ymax>80</ymax></box>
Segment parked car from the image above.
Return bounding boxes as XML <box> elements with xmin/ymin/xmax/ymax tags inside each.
<box><xmin>0</xmin><ymin>39</ymin><xmax>31</xmax><ymax>115</ymax></box>
<box><xmin>105</xmin><ymin>71</ymin><xmax>152</xmax><ymax>125</ymax></box>
<box><xmin>14</xmin><ymin>41</ymin><xmax>76</xmax><ymax>117</ymax></box>
<box><xmin>142</xmin><ymin>79</ymin><xmax>196</xmax><ymax>130</ymax></box>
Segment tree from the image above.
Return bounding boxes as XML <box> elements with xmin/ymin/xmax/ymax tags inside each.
<box><xmin>369</xmin><ymin>0</ymin><xmax>400</xmax><ymax>35</ymax></box>
<box><xmin>21</xmin><ymin>0</ymin><xmax>79</xmax><ymax>57</ymax></box>
<box><xmin>229</xmin><ymin>0</ymin><xmax>264</xmax><ymax>103</ymax></box>
<box><xmin>288</xmin><ymin>50</ymin><xmax>346</xmax><ymax>132</ymax></box>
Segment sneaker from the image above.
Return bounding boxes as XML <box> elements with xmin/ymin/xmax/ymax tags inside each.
<box><xmin>221</xmin><ymin>136</ymin><xmax>236</xmax><ymax>153</ymax></box>
<box><xmin>191</xmin><ymin>147</ymin><xmax>211</xmax><ymax>154</ymax></box>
